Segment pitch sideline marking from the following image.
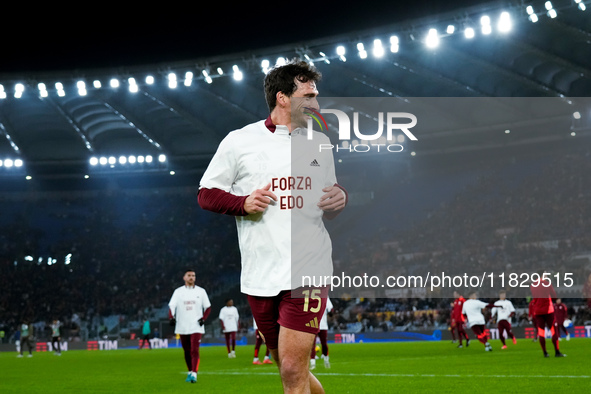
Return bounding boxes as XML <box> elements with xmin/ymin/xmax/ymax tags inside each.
<box><xmin>190</xmin><ymin>370</ymin><xmax>590</xmax><ymax>379</ymax></box>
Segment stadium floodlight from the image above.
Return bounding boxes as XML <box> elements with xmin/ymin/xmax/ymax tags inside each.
<box><xmin>480</xmin><ymin>16</ymin><xmax>492</xmax><ymax>35</ymax></box>
<box><xmin>464</xmin><ymin>27</ymin><xmax>475</xmax><ymax>39</ymax></box>
<box><xmin>217</xmin><ymin>67</ymin><xmax>223</xmax><ymax>75</ymax></box>
<box><xmin>108</xmin><ymin>156</ymin><xmax>116</xmax><ymax>165</ymax></box>
<box><xmin>110</xmin><ymin>78</ymin><xmax>120</xmax><ymax>88</ymax></box>
<box><xmin>498</xmin><ymin>11</ymin><xmax>512</xmax><ymax>33</ymax></box>
<box><xmin>14</xmin><ymin>83</ymin><xmax>24</xmax><ymax>98</ymax></box>
<box><xmin>93</xmin><ymin>80</ymin><xmax>102</xmax><ymax>88</ymax></box>
<box><xmin>372</xmin><ymin>39</ymin><xmax>385</xmax><ymax>57</ymax></box>
<box><xmin>4</xmin><ymin>159</ymin><xmax>13</xmax><ymax>167</ymax></box>
<box><xmin>14</xmin><ymin>159</ymin><xmax>23</xmax><ymax>167</ymax></box>
<box><xmin>0</xmin><ymin>84</ymin><xmax>5</xmax><ymax>99</ymax></box>
<box><xmin>276</xmin><ymin>57</ymin><xmax>287</xmax><ymax>66</ymax></box>
<box><xmin>446</xmin><ymin>25</ymin><xmax>455</xmax><ymax>34</ymax></box>
<box><xmin>529</xmin><ymin>13</ymin><xmax>539</xmax><ymax>22</ymax></box>
<box><xmin>573</xmin><ymin>111</ymin><xmax>581</xmax><ymax>119</ymax></box>
<box><xmin>77</xmin><ymin>81</ymin><xmax>87</xmax><ymax>96</ymax></box>
<box><xmin>261</xmin><ymin>59</ymin><xmax>271</xmax><ymax>73</ymax></box>
<box><xmin>146</xmin><ymin>75</ymin><xmax>155</xmax><ymax>85</ymax></box>
<box><xmin>119</xmin><ymin>156</ymin><xmax>127</xmax><ymax>164</ymax></box>
<box><xmin>526</xmin><ymin>6</ymin><xmax>534</xmax><ymax>15</ymax></box>
<box><xmin>145</xmin><ymin>155</ymin><xmax>153</xmax><ymax>163</ymax></box>
<box><xmin>389</xmin><ymin>36</ymin><xmax>399</xmax><ymax>53</ymax></box>
<box><xmin>128</xmin><ymin>77</ymin><xmax>138</xmax><ymax>93</ymax></box>
<box><xmin>545</xmin><ymin>1</ymin><xmax>553</xmax><ymax>10</ymax></box>
<box><xmin>158</xmin><ymin>154</ymin><xmax>166</xmax><ymax>163</ymax></box>
<box><xmin>170</xmin><ymin>170</ymin><xmax>175</xmax><ymax>175</ymax></box>
<box><xmin>26</xmin><ymin>175</ymin><xmax>32</xmax><ymax>180</ymax></box>
<box><xmin>357</xmin><ymin>42</ymin><xmax>368</xmax><ymax>59</ymax></box>
<box><xmin>89</xmin><ymin>157</ymin><xmax>98</xmax><ymax>166</ymax></box>
<box><xmin>168</xmin><ymin>72</ymin><xmax>178</xmax><ymax>89</ymax></box>
<box><xmin>425</xmin><ymin>28</ymin><xmax>439</xmax><ymax>48</ymax></box>
<box><xmin>99</xmin><ymin>156</ymin><xmax>108</xmax><ymax>165</ymax></box>
<box><xmin>548</xmin><ymin>8</ymin><xmax>557</xmax><ymax>17</ymax></box>
<box><xmin>137</xmin><ymin>155</ymin><xmax>145</xmax><ymax>163</ymax></box>
<box><xmin>232</xmin><ymin>65</ymin><xmax>243</xmax><ymax>81</ymax></box>
<box><xmin>128</xmin><ymin>155</ymin><xmax>136</xmax><ymax>164</ymax></box>
<box><xmin>579</xmin><ymin>2</ymin><xmax>586</xmax><ymax>11</ymax></box>
<box><xmin>38</xmin><ymin>83</ymin><xmax>48</xmax><ymax>98</ymax></box>
<box><xmin>336</xmin><ymin>45</ymin><xmax>346</xmax><ymax>57</ymax></box>
<box><xmin>184</xmin><ymin>71</ymin><xmax>193</xmax><ymax>86</ymax></box>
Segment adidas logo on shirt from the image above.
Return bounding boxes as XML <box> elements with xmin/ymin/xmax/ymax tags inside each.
<box><xmin>310</xmin><ymin>159</ymin><xmax>320</xmax><ymax>167</ymax></box>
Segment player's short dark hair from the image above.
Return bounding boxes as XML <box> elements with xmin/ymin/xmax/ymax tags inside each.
<box><xmin>185</xmin><ymin>269</ymin><xmax>195</xmax><ymax>274</ymax></box>
<box><xmin>263</xmin><ymin>58</ymin><xmax>322</xmax><ymax>112</ymax></box>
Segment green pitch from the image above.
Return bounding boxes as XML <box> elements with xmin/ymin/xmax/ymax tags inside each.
<box><xmin>1</xmin><ymin>339</ymin><xmax>589</xmax><ymax>393</ymax></box>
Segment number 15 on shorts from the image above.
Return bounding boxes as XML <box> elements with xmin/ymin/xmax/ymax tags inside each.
<box><xmin>302</xmin><ymin>289</ymin><xmax>321</xmax><ymax>313</ymax></box>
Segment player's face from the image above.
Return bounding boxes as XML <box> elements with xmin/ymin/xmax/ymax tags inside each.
<box><xmin>184</xmin><ymin>271</ymin><xmax>196</xmax><ymax>286</ymax></box>
<box><xmin>289</xmin><ymin>79</ymin><xmax>319</xmax><ymax>129</ymax></box>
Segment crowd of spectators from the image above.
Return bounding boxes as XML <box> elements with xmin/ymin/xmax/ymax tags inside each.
<box><xmin>1</xmin><ymin>144</ymin><xmax>590</xmax><ymax>342</ymax></box>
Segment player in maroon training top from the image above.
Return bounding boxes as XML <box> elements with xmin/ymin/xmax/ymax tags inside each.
<box><xmin>530</xmin><ymin>274</ymin><xmax>566</xmax><ymax>357</ymax></box>
<box><xmin>451</xmin><ymin>291</ymin><xmax>470</xmax><ymax>348</ymax></box>
<box><xmin>553</xmin><ymin>299</ymin><xmax>570</xmax><ymax>340</ymax></box>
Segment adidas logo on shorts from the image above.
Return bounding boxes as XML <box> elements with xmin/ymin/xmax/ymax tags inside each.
<box><xmin>305</xmin><ymin>317</ymin><xmax>319</xmax><ymax>329</ymax></box>
<box><xmin>310</xmin><ymin>159</ymin><xmax>320</xmax><ymax>167</ymax></box>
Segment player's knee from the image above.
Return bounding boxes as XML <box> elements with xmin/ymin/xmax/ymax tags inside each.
<box><xmin>279</xmin><ymin>356</ymin><xmax>307</xmax><ymax>385</ymax></box>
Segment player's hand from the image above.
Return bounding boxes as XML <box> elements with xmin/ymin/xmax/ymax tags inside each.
<box><xmin>244</xmin><ymin>183</ymin><xmax>277</xmax><ymax>214</ymax></box>
<box><xmin>318</xmin><ymin>186</ymin><xmax>346</xmax><ymax>212</ymax></box>
<box><xmin>169</xmin><ymin>318</ymin><xmax>176</xmax><ymax>327</ymax></box>
<box><xmin>198</xmin><ymin>318</ymin><xmax>205</xmax><ymax>326</ymax></box>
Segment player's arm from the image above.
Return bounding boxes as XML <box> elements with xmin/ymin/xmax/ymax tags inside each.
<box><xmin>168</xmin><ymin>291</ymin><xmax>178</xmax><ymax>326</ymax></box>
<box><xmin>199</xmin><ymin>307</ymin><xmax>211</xmax><ymax>326</ymax></box>
<box><xmin>243</xmin><ymin>183</ymin><xmax>277</xmax><ymax>214</ymax></box>
<box><xmin>198</xmin><ymin>188</ymin><xmax>249</xmax><ymax>216</ymax></box>
<box><xmin>318</xmin><ymin>184</ymin><xmax>348</xmax><ymax>219</ymax></box>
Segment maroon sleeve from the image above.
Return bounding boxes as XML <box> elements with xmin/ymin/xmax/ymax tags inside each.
<box><xmin>198</xmin><ymin>187</ymin><xmax>249</xmax><ymax>216</ymax></box>
<box><xmin>323</xmin><ymin>183</ymin><xmax>348</xmax><ymax>220</ymax></box>
<box><xmin>203</xmin><ymin>307</ymin><xmax>211</xmax><ymax>321</ymax></box>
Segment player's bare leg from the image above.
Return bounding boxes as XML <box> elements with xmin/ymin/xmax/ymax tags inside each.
<box><xmin>271</xmin><ymin>326</ymin><xmax>325</xmax><ymax>394</ymax></box>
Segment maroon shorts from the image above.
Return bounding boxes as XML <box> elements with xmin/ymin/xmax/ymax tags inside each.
<box><xmin>248</xmin><ymin>287</ymin><xmax>328</xmax><ymax>350</ymax></box>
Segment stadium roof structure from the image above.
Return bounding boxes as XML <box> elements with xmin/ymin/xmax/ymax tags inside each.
<box><xmin>0</xmin><ymin>0</ymin><xmax>590</xmax><ymax>186</ymax></box>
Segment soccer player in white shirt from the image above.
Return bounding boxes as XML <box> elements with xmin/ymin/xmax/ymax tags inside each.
<box><xmin>491</xmin><ymin>290</ymin><xmax>517</xmax><ymax>349</ymax></box>
<box><xmin>462</xmin><ymin>291</ymin><xmax>493</xmax><ymax>352</ymax></box>
<box><xmin>199</xmin><ymin>59</ymin><xmax>347</xmax><ymax>394</ymax></box>
<box><xmin>219</xmin><ymin>298</ymin><xmax>240</xmax><ymax>358</ymax></box>
<box><xmin>168</xmin><ymin>269</ymin><xmax>211</xmax><ymax>383</ymax></box>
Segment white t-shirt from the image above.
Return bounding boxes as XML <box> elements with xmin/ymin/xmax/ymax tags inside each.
<box><xmin>491</xmin><ymin>299</ymin><xmax>515</xmax><ymax>323</ymax></box>
<box><xmin>168</xmin><ymin>285</ymin><xmax>211</xmax><ymax>335</ymax></box>
<box><xmin>219</xmin><ymin>306</ymin><xmax>240</xmax><ymax>333</ymax></box>
<box><xmin>199</xmin><ymin>120</ymin><xmax>338</xmax><ymax>296</ymax></box>
<box><xmin>319</xmin><ymin>297</ymin><xmax>334</xmax><ymax>331</ymax></box>
<box><xmin>461</xmin><ymin>299</ymin><xmax>488</xmax><ymax>328</ymax></box>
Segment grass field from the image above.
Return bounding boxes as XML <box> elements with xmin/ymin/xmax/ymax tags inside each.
<box><xmin>1</xmin><ymin>339</ymin><xmax>589</xmax><ymax>393</ymax></box>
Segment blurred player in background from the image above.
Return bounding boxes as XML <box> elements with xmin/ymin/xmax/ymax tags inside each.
<box><xmin>198</xmin><ymin>59</ymin><xmax>346</xmax><ymax>393</ymax></box>
<box><xmin>462</xmin><ymin>291</ymin><xmax>492</xmax><ymax>352</ymax></box>
<box><xmin>528</xmin><ymin>299</ymin><xmax>538</xmax><ymax>341</ymax></box>
<box><xmin>252</xmin><ymin>318</ymin><xmax>272</xmax><ymax>365</ymax></box>
<box><xmin>168</xmin><ymin>269</ymin><xmax>212</xmax><ymax>383</ymax></box>
<box><xmin>530</xmin><ymin>272</ymin><xmax>565</xmax><ymax>358</ymax></box>
<box><xmin>310</xmin><ymin>297</ymin><xmax>333</xmax><ymax>370</ymax></box>
<box><xmin>452</xmin><ymin>291</ymin><xmax>470</xmax><ymax>348</ymax></box>
<box><xmin>17</xmin><ymin>320</ymin><xmax>34</xmax><ymax>358</ymax></box>
<box><xmin>219</xmin><ymin>298</ymin><xmax>239</xmax><ymax>358</ymax></box>
<box><xmin>138</xmin><ymin>318</ymin><xmax>151</xmax><ymax>350</ymax></box>
<box><xmin>50</xmin><ymin>319</ymin><xmax>62</xmax><ymax>355</ymax></box>
<box><xmin>554</xmin><ymin>298</ymin><xmax>570</xmax><ymax>341</ymax></box>
<box><xmin>491</xmin><ymin>290</ymin><xmax>517</xmax><ymax>349</ymax></box>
